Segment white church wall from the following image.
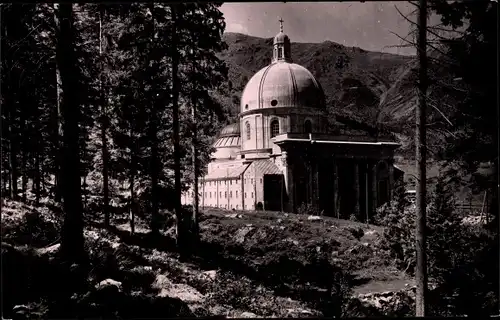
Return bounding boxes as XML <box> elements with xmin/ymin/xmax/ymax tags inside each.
<box><xmin>241</xmin><ymin>162</ymin><xmax>267</xmax><ymax>210</ymax></box>
<box><xmin>212</xmin><ymin>146</ymin><xmax>240</xmax><ymax>160</ymax></box>
<box><xmin>241</xmin><ymin>115</ymin><xmax>258</xmax><ymax>151</ymax></box>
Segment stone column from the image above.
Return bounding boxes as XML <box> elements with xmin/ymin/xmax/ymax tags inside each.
<box><xmin>312</xmin><ymin>154</ymin><xmax>320</xmax><ymax>207</ymax></box>
<box><xmin>308</xmin><ymin>155</ymin><xmax>314</xmax><ymax>205</ymax></box>
<box><xmin>283</xmin><ymin>151</ymin><xmax>295</xmax><ymax>212</ymax></box>
<box><xmin>365</xmin><ymin>162</ymin><xmax>370</xmax><ymax>224</ymax></box>
<box><xmin>354</xmin><ymin>160</ymin><xmax>360</xmax><ymax>216</ymax></box>
<box><xmin>388</xmin><ymin>159</ymin><xmax>394</xmax><ymax>200</ymax></box>
<box><xmin>372</xmin><ymin>161</ymin><xmax>378</xmax><ymax>212</ymax></box>
<box><xmin>333</xmin><ymin>158</ymin><xmax>339</xmax><ymax>218</ymax></box>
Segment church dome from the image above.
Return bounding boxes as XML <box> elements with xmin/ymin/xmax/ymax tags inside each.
<box><xmin>240</xmin><ymin>62</ymin><xmax>325</xmax><ymax>113</ymax></box>
<box><xmin>212</xmin><ymin>123</ymin><xmax>241</xmax><ymax>160</ymax></box>
<box><xmin>218</xmin><ymin>122</ymin><xmax>240</xmax><ymax>138</ymax></box>
<box><xmin>240</xmin><ymin>18</ymin><xmax>325</xmax><ymax>114</ymax></box>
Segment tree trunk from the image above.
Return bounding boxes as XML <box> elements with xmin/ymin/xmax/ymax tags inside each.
<box><xmin>191</xmin><ymin>92</ymin><xmax>200</xmax><ymax>246</ymax></box>
<box><xmin>415</xmin><ymin>0</ymin><xmax>428</xmax><ymax>316</ymax></box>
<box><xmin>129</xmin><ymin>137</ymin><xmax>135</xmax><ymax>236</ymax></box>
<box><xmin>34</xmin><ymin>149</ymin><xmax>40</xmax><ymax>206</ymax></box>
<box><xmin>2</xmin><ymin>170</ymin><xmax>7</xmax><ymax>197</ymax></box>
<box><xmin>54</xmin><ymin>56</ymin><xmax>63</xmax><ymax>204</ymax></box>
<box><xmin>82</xmin><ymin>173</ymin><xmax>87</xmax><ymax>211</ymax></box>
<box><xmin>21</xmin><ymin>117</ymin><xmax>27</xmax><ymax>202</ymax></box>
<box><xmin>99</xmin><ymin>5</ymin><xmax>110</xmax><ymax>228</ymax></box>
<box><xmin>41</xmin><ymin>160</ymin><xmax>46</xmax><ymax>195</ymax></box>
<box><xmin>171</xmin><ymin>5</ymin><xmax>188</xmax><ymax>255</ymax></box>
<box><xmin>149</xmin><ymin>3</ymin><xmax>160</xmax><ymax>235</ymax></box>
<box><xmin>3</xmin><ymin>11</ymin><xmax>18</xmax><ymax>201</ymax></box>
<box><xmin>54</xmin><ymin>2</ymin><xmax>85</xmax><ymax>265</ymax></box>
<box><xmin>8</xmin><ymin>105</ymin><xmax>18</xmax><ymax>199</ymax></box>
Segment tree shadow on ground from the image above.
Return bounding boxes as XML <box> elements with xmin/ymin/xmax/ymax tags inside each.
<box><xmin>96</xmin><ymin>220</ymin><xmax>370</xmax><ymax>317</ymax></box>
<box><xmin>89</xmin><ymin>222</ymin><xmax>178</xmax><ymax>253</ymax></box>
<box><xmin>2</xmin><ymin>236</ymin><xmax>194</xmax><ymax>319</ymax></box>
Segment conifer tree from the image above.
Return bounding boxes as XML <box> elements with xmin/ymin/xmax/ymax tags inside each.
<box><xmin>53</xmin><ymin>2</ymin><xmax>85</xmax><ymax>263</ymax></box>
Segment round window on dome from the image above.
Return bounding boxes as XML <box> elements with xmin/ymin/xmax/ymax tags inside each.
<box><xmin>245</xmin><ymin>104</ymin><xmax>249</xmax><ymax>110</ymax></box>
<box><xmin>270</xmin><ymin>99</ymin><xmax>278</xmax><ymax>107</ymax></box>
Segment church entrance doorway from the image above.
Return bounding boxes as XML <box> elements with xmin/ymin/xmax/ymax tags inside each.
<box><xmin>264</xmin><ymin>174</ymin><xmax>285</xmax><ymax>211</ymax></box>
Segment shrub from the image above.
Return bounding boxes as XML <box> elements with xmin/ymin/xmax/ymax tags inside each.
<box><xmin>2</xmin><ymin>209</ymin><xmax>61</xmax><ymax>247</ymax></box>
<box><xmin>297</xmin><ymin>203</ymin><xmax>322</xmax><ymax>216</ymax></box>
<box><xmin>346</xmin><ymin>227</ymin><xmax>364</xmax><ymax>240</ymax></box>
<box><xmin>377</xmin><ymin>171</ymin><xmax>499</xmax><ymax>316</ymax></box>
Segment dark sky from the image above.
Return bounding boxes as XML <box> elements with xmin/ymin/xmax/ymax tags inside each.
<box><xmin>221</xmin><ymin>2</ymin><xmax>441</xmax><ymax>56</ymax></box>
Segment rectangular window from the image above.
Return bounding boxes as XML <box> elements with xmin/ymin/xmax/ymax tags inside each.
<box><xmin>260</xmin><ymin>178</ymin><xmax>263</xmax><ymax>184</ymax></box>
<box><xmin>251</xmin><ymin>192</ymin><xmax>254</xmax><ymax>198</ymax></box>
<box><xmin>251</xmin><ymin>179</ymin><xmax>254</xmax><ymax>185</ymax></box>
<box><xmin>209</xmin><ymin>192</ymin><xmax>211</xmax><ymax>198</ymax></box>
<box><xmin>230</xmin><ymin>191</ymin><xmax>232</xmax><ymax>198</ymax></box>
<box><xmin>236</xmin><ymin>191</ymin><xmax>238</xmax><ymax>198</ymax></box>
<box><xmin>230</xmin><ymin>180</ymin><xmax>232</xmax><ymax>185</ymax></box>
<box><xmin>245</xmin><ymin>192</ymin><xmax>247</xmax><ymax>198</ymax></box>
<box><xmin>219</xmin><ymin>192</ymin><xmax>222</xmax><ymax>198</ymax></box>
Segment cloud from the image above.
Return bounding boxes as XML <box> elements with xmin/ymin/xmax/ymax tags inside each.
<box><xmin>226</xmin><ymin>22</ymin><xmax>249</xmax><ymax>35</ymax></box>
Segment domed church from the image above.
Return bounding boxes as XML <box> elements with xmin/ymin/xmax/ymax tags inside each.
<box><xmin>183</xmin><ymin>19</ymin><xmax>401</xmax><ymax>219</ymax></box>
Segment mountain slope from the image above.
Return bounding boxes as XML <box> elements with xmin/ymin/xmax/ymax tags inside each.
<box><xmin>218</xmin><ymin>32</ymin><xmax>413</xmax><ymax>122</ymax></box>
<box><xmin>217</xmin><ymin>33</ymin><xmax>457</xmax><ymax>159</ymax></box>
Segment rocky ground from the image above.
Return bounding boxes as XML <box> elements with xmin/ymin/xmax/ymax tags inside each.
<box><xmin>1</xmin><ymin>199</ymin><xmax>417</xmax><ymax>318</ymax></box>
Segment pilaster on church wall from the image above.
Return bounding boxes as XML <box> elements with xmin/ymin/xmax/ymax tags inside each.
<box><xmin>256</xmin><ymin>114</ymin><xmax>263</xmax><ymax>150</ymax></box>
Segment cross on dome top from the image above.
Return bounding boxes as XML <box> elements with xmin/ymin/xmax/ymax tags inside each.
<box><xmin>272</xmin><ymin>17</ymin><xmax>291</xmax><ymax>62</ymax></box>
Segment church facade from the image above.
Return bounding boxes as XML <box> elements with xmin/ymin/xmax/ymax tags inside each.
<box><xmin>182</xmin><ymin>20</ymin><xmax>401</xmax><ymax>220</ymax></box>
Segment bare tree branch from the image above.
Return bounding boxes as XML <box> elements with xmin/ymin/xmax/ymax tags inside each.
<box><xmin>388</xmin><ymin>30</ymin><xmax>416</xmax><ymax>47</ymax></box>
<box><xmin>9</xmin><ymin>23</ymin><xmax>44</xmax><ymax>53</ymax></box>
<box><xmin>395</xmin><ymin>4</ymin><xmax>418</xmax><ymax>27</ymax></box>
<box><xmin>428</xmin><ymin>102</ymin><xmax>454</xmax><ymax>127</ymax></box>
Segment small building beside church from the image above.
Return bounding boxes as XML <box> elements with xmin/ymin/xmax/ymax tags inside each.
<box><xmin>182</xmin><ymin>20</ymin><xmax>401</xmax><ymax>220</ymax></box>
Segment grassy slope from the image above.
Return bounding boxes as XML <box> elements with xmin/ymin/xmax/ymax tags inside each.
<box><xmin>2</xmin><ymin>198</ymin><xmax>412</xmax><ymax>318</ymax></box>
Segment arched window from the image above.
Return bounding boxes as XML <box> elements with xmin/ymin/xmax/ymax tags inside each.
<box><xmin>245</xmin><ymin>121</ymin><xmax>251</xmax><ymax>140</ymax></box>
<box><xmin>270</xmin><ymin>119</ymin><xmax>280</xmax><ymax>138</ymax></box>
<box><xmin>304</xmin><ymin>120</ymin><xmax>312</xmax><ymax>134</ymax></box>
